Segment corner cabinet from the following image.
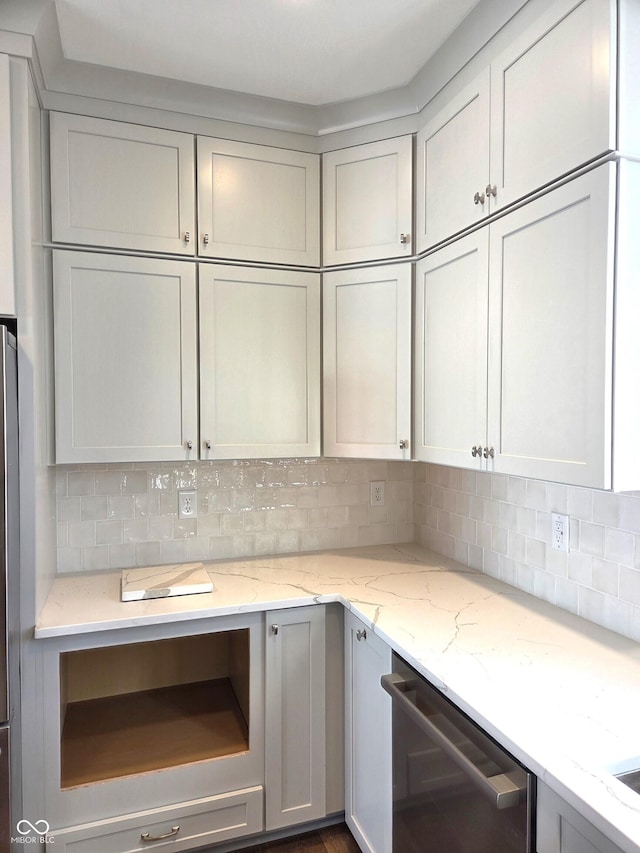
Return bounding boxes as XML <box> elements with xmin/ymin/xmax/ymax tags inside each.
<box><xmin>199</xmin><ymin>265</ymin><xmax>320</xmax><ymax>459</ymax></box>
<box><xmin>53</xmin><ymin>251</ymin><xmax>198</xmax><ymax>464</ymax></box>
<box><xmin>416</xmin><ymin>0</ymin><xmax>615</xmax><ymax>252</ymax></box>
<box><xmin>322</xmin><ymin>136</ymin><xmax>413</xmax><ymax>265</ymax></box>
<box><xmin>197</xmin><ymin>138</ymin><xmax>320</xmax><ymax>266</ymax></box>
<box><xmin>50</xmin><ymin>113</ymin><xmax>196</xmax><ymax>255</ymax></box>
<box><xmin>416</xmin><ymin>164</ymin><xmax>615</xmax><ymax>488</ymax></box>
<box><xmin>344</xmin><ymin>612</ymin><xmax>392</xmax><ymax>853</ymax></box>
<box><xmin>323</xmin><ymin>264</ymin><xmax>412</xmax><ymax>460</ymax></box>
<box><xmin>537</xmin><ymin>782</ymin><xmax>625</xmax><ymax>853</ymax></box>
<box><xmin>264</xmin><ymin>606</ymin><xmax>326</xmax><ymax>831</ymax></box>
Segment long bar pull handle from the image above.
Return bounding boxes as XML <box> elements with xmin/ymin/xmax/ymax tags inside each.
<box><xmin>380</xmin><ymin>673</ymin><xmax>527</xmax><ymax>810</ymax></box>
<box><xmin>140</xmin><ymin>825</ymin><xmax>180</xmax><ymax>843</ymax></box>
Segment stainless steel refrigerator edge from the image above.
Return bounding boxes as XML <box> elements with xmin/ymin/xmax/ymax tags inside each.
<box><xmin>0</xmin><ymin>324</ymin><xmax>20</xmax><ymax>852</ymax></box>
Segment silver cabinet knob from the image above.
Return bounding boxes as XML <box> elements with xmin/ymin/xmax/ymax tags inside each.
<box><xmin>271</xmin><ymin>624</ymin><xmax>279</xmax><ymax>636</ymax></box>
<box><xmin>184</xmin><ymin>231</ymin><xmax>191</xmax><ymax>243</ymax></box>
<box><xmin>399</xmin><ymin>439</ymin><xmax>409</xmax><ymax>450</ymax></box>
<box><xmin>203</xmin><ymin>233</ymin><xmax>210</xmax><ymax>245</ymax></box>
<box><xmin>400</xmin><ymin>233</ymin><xmax>411</xmax><ymax>245</ymax></box>
<box><xmin>483</xmin><ymin>446</ymin><xmax>495</xmax><ymax>459</ymax></box>
<box><xmin>473</xmin><ymin>191</ymin><xmax>486</xmax><ymax>205</ymax></box>
<box><xmin>204</xmin><ymin>440</ymin><xmax>212</xmax><ymax>450</ymax></box>
<box><xmin>356</xmin><ymin>628</ymin><xmax>367</xmax><ymax>642</ymax></box>
<box><xmin>471</xmin><ymin>445</ymin><xmax>483</xmax><ymax>458</ymax></box>
<box><xmin>485</xmin><ymin>184</ymin><xmax>497</xmax><ymax>198</ymax></box>
<box><xmin>186</xmin><ymin>440</ymin><xmax>193</xmax><ymax>450</ymax></box>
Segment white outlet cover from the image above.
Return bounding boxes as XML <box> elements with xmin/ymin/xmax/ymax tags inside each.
<box><xmin>370</xmin><ymin>481</ymin><xmax>385</xmax><ymax>506</ymax></box>
<box><xmin>551</xmin><ymin>512</ymin><xmax>569</xmax><ymax>552</ymax></box>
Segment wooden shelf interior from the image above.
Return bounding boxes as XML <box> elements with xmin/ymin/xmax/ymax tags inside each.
<box><xmin>59</xmin><ymin>630</ymin><xmax>250</xmax><ymax>788</ymax></box>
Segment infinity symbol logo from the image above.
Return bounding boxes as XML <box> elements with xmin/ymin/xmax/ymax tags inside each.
<box><xmin>16</xmin><ymin>819</ymin><xmax>50</xmax><ymax>835</ymax></box>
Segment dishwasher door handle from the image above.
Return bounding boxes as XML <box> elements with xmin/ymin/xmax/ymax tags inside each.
<box><xmin>381</xmin><ymin>673</ymin><xmax>527</xmax><ymax>810</ymax></box>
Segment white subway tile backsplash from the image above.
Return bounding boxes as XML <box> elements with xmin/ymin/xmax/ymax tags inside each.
<box><xmin>415</xmin><ymin>464</ymin><xmax>640</xmax><ymax>643</ymax></box>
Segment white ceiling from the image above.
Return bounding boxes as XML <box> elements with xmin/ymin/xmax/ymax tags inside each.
<box><xmin>53</xmin><ymin>0</ymin><xmax>483</xmax><ymax>107</ymax></box>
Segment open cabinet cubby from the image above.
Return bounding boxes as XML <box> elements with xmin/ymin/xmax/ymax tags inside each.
<box><xmin>59</xmin><ymin>630</ymin><xmax>250</xmax><ymax>788</ymax></box>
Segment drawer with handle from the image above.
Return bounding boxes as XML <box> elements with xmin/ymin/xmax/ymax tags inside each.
<box><xmin>48</xmin><ymin>786</ymin><xmax>263</xmax><ymax>852</ymax></box>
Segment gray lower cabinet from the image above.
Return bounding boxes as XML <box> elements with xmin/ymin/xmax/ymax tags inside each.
<box><xmin>537</xmin><ymin>782</ymin><xmax>625</xmax><ymax>853</ymax></box>
<box><xmin>344</xmin><ymin>611</ymin><xmax>392</xmax><ymax>853</ymax></box>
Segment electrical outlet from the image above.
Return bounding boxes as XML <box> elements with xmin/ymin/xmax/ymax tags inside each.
<box><xmin>370</xmin><ymin>481</ymin><xmax>385</xmax><ymax>507</ymax></box>
<box><xmin>551</xmin><ymin>512</ymin><xmax>569</xmax><ymax>552</ymax></box>
<box><xmin>178</xmin><ymin>489</ymin><xmax>197</xmax><ymax>519</ymax></box>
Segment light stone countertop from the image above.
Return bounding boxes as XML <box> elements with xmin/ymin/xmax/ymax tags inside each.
<box><xmin>35</xmin><ymin>543</ymin><xmax>640</xmax><ymax>853</ymax></box>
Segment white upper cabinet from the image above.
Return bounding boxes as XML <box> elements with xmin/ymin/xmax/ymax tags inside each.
<box><xmin>53</xmin><ymin>251</ymin><xmax>198</xmax><ymax>463</ymax></box>
<box><xmin>490</xmin><ymin>0</ymin><xmax>614</xmax><ymax>211</ymax></box>
<box><xmin>487</xmin><ymin>164</ymin><xmax>614</xmax><ymax>487</ymax></box>
<box><xmin>322</xmin><ymin>136</ymin><xmax>413</xmax><ymax>265</ymax></box>
<box><xmin>416</xmin><ymin>165</ymin><xmax>615</xmax><ymax>489</ymax></box>
<box><xmin>197</xmin><ymin>138</ymin><xmax>320</xmax><ymax>266</ymax></box>
<box><xmin>416</xmin><ymin>0</ymin><xmax>614</xmax><ymax>253</ymax></box>
<box><xmin>50</xmin><ymin>113</ymin><xmax>196</xmax><ymax>255</ymax></box>
<box><xmin>199</xmin><ymin>265</ymin><xmax>320</xmax><ymax>459</ymax></box>
<box><xmin>416</xmin><ymin>71</ymin><xmax>491</xmax><ymax>252</ymax></box>
<box><xmin>415</xmin><ymin>231</ymin><xmax>489</xmax><ymax>469</ymax></box>
<box><xmin>323</xmin><ymin>264</ymin><xmax>412</xmax><ymax>460</ymax></box>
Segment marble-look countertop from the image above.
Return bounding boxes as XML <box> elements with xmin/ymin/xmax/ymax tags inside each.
<box><xmin>36</xmin><ymin>544</ymin><xmax>640</xmax><ymax>853</ymax></box>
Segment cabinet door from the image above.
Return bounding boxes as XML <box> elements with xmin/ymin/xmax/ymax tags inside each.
<box><xmin>345</xmin><ymin>612</ymin><xmax>392</xmax><ymax>853</ymax></box>
<box><xmin>50</xmin><ymin>113</ymin><xmax>195</xmax><ymax>255</ymax></box>
<box><xmin>197</xmin><ymin>138</ymin><xmax>320</xmax><ymax>266</ymax></box>
<box><xmin>53</xmin><ymin>251</ymin><xmax>198</xmax><ymax>463</ymax></box>
<box><xmin>199</xmin><ymin>265</ymin><xmax>320</xmax><ymax>459</ymax></box>
<box><xmin>415</xmin><ymin>231</ymin><xmax>489</xmax><ymax>468</ymax></box>
<box><xmin>416</xmin><ymin>70</ymin><xmax>491</xmax><ymax>253</ymax></box>
<box><xmin>490</xmin><ymin>0</ymin><xmax>614</xmax><ymax>212</ymax></box>
<box><xmin>323</xmin><ymin>136</ymin><xmax>412</xmax><ymax>265</ymax></box>
<box><xmin>323</xmin><ymin>264</ymin><xmax>412</xmax><ymax>459</ymax></box>
<box><xmin>487</xmin><ymin>165</ymin><xmax>615</xmax><ymax>487</ymax></box>
<box><xmin>265</xmin><ymin>607</ymin><xmax>326</xmax><ymax>831</ymax></box>
<box><xmin>537</xmin><ymin>781</ymin><xmax>625</xmax><ymax>853</ymax></box>
<box><xmin>0</xmin><ymin>54</ymin><xmax>15</xmax><ymax>315</ymax></box>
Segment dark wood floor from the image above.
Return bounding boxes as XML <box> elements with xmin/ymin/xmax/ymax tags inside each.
<box><xmin>239</xmin><ymin>823</ymin><xmax>362</xmax><ymax>852</ymax></box>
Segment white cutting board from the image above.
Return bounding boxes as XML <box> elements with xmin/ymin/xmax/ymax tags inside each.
<box><xmin>121</xmin><ymin>562</ymin><xmax>214</xmax><ymax>601</ymax></box>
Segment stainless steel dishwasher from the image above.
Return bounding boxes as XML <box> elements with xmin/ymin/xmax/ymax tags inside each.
<box><xmin>382</xmin><ymin>654</ymin><xmax>535</xmax><ymax>853</ymax></box>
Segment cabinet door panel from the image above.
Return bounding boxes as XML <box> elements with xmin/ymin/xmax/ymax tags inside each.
<box><xmin>323</xmin><ymin>137</ymin><xmax>412</xmax><ymax>265</ymax></box>
<box><xmin>0</xmin><ymin>55</ymin><xmax>14</xmax><ymax>315</ymax></box>
<box><xmin>199</xmin><ymin>265</ymin><xmax>320</xmax><ymax>458</ymax></box>
<box><xmin>415</xmin><ymin>232</ymin><xmax>488</xmax><ymax>467</ymax></box>
<box><xmin>50</xmin><ymin>113</ymin><xmax>195</xmax><ymax>255</ymax></box>
<box><xmin>491</xmin><ymin>0</ymin><xmax>614</xmax><ymax>211</ymax></box>
<box><xmin>53</xmin><ymin>252</ymin><xmax>198</xmax><ymax>463</ymax></box>
<box><xmin>487</xmin><ymin>165</ymin><xmax>614</xmax><ymax>486</ymax></box>
<box><xmin>345</xmin><ymin>613</ymin><xmax>392</xmax><ymax>853</ymax></box>
<box><xmin>537</xmin><ymin>781</ymin><xmax>626</xmax><ymax>853</ymax></box>
<box><xmin>197</xmin><ymin>138</ymin><xmax>319</xmax><ymax>265</ymax></box>
<box><xmin>323</xmin><ymin>264</ymin><xmax>412</xmax><ymax>459</ymax></box>
<box><xmin>416</xmin><ymin>71</ymin><xmax>491</xmax><ymax>252</ymax></box>
<box><xmin>265</xmin><ymin>607</ymin><xmax>326</xmax><ymax>831</ymax></box>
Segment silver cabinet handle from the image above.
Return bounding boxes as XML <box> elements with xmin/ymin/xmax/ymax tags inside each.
<box><xmin>473</xmin><ymin>191</ymin><xmax>486</xmax><ymax>205</ymax></box>
<box><xmin>203</xmin><ymin>233</ymin><xmax>210</xmax><ymax>245</ymax></box>
<box><xmin>356</xmin><ymin>628</ymin><xmax>367</xmax><ymax>642</ymax></box>
<box><xmin>272</xmin><ymin>624</ymin><xmax>279</xmax><ymax>636</ymax></box>
<box><xmin>400</xmin><ymin>233</ymin><xmax>411</xmax><ymax>245</ymax></box>
<box><xmin>204</xmin><ymin>440</ymin><xmax>212</xmax><ymax>450</ymax></box>
<box><xmin>471</xmin><ymin>445</ymin><xmax>483</xmax><ymax>458</ymax></box>
<box><xmin>186</xmin><ymin>440</ymin><xmax>193</xmax><ymax>450</ymax></box>
<box><xmin>184</xmin><ymin>231</ymin><xmax>191</xmax><ymax>243</ymax></box>
<box><xmin>486</xmin><ymin>184</ymin><xmax>497</xmax><ymax>198</ymax></box>
<box><xmin>483</xmin><ymin>446</ymin><xmax>495</xmax><ymax>459</ymax></box>
<box><xmin>381</xmin><ymin>674</ymin><xmax>527</xmax><ymax>810</ymax></box>
<box><xmin>141</xmin><ymin>825</ymin><xmax>180</xmax><ymax>843</ymax></box>
<box><xmin>399</xmin><ymin>439</ymin><xmax>409</xmax><ymax>450</ymax></box>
